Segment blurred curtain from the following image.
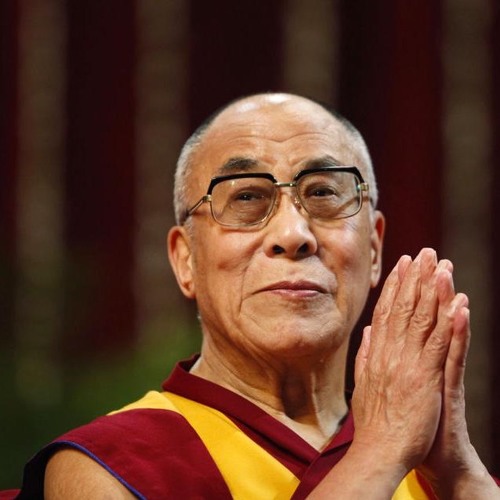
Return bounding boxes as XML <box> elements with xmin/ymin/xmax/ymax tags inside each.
<box><xmin>1</xmin><ymin>0</ymin><xmax>499</xmax><ymax>487</ymax></box>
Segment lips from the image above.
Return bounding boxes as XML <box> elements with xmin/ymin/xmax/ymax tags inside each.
<box><xmin>259</xmin><ymin>280</ymin><xmax>327</xmax><ymax>294</ymax></box>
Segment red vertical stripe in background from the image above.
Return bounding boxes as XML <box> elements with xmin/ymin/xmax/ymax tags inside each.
<box><xmin>63</xmin><ymin>1</ymin><xmax>137</xmax><ymax>358</ymax></box>
<box><xmin>0</xmin><ymin>0</ymin><xmax>19</xmax><ymax>345</ymax></box>
<box><xmin>490</xmin><ymin>0</ymin><xmax>500</xmax><ymax>478</ymax></box>
<box><xmin>338</xmin><ymin>0</ymin><xmax>443</xmax><ymax>260</ymax></box>
<box><xmin>188</xmin><ymin>0</ymin><xmax>285</xmax><ymax>129</ymax></box>
<box><xmin>337</xmin><ymin>0</ymin><xmax>443</xmax><ymax>387</ymax></box>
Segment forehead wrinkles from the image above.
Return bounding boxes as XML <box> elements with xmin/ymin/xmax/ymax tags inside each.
<box><xmin>187</xmin><ymin>106</ymin><xmax>366</xmax><ymax>194</ymax></box>
<box><xmin>199</xmin><ymin>116</ymin><xmax>356</xmax><ymax>163</ymax></box>
<box><xmin>209</xmin><ymin>105</ymin><xmax>338</xmax><ymax>143</ymax></box>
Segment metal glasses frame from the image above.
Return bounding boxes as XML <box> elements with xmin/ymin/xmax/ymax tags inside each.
<box><xmin>183</xmin><ymin>166</ymin><xmax>369</xmax><ymax>227</ymax></box>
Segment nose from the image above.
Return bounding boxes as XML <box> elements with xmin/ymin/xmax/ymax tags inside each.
<box><xmin>262</xmin><ymin>192</ymin><xmax>318</xmax><ymax>259</ymax></box>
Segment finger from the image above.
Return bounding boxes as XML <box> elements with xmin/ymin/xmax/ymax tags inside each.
<box><xmin>436</xmin><ymin>263</ymin><xmax>455</xmax><ymax>305</ymax></box>
<box><xmin>404</xmin><ymin>255</ymin><xmax>449</xmax><ymax>353</ymax></box>
<box><xmin>371</xmin><ymin>256</ymin><xmax>410</xmax><ymax>326</ymax></box>
<box><xmin>370</xmin><ymin>255</ymin><xmax>411</xmax><ymax>358</ymax></box>
<box><xmin>354</xmin><ymin>325</ymin><xmax>372</xmax><ymax>384</ymax></box>
<box><xmin>444</xmin><ymin>302</ymin><xmax>470</xmax><ymax>391</ymax></box>
<box><xmin>388</xmin><ymin>249</ymin><xmax>435</xmax><ymax>343</ymax></box>
<box><xmin>423</xmin><ymin>286</ymin><xmax>468</xmax><ymax>370</ymax></box>
<box><xmin>397</xmin><ymin>253</ymin><xmax>413</xmax><ymax>283</ymax></box>
<box><xmin>419</xmin><ymin>248</ymin><xmax>438</xmax><ymax>283</ymax></box>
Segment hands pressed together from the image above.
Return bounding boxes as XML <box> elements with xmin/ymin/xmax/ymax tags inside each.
<box><xmin>309</xmin><ymin>248</ymin><xmax>499</xmax><ymax>499</ymax></box>
<box><xmin>351</xmin><ymin>248</ymin><xmax>498</xmax><ymax>498</ymax></box>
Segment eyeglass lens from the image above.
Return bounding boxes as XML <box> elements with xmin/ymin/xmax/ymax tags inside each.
<box><xmin>211</xmin><ymin>171</ymin><xmax>362</xmax><ymax>226</ymax></box>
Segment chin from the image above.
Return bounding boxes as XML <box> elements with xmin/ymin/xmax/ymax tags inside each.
<box><xmin>256</xmin><ymin>326</ymin><xmax>347</xmax><ymax>360</ymax></box>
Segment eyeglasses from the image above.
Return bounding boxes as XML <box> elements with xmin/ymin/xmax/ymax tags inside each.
<box><xmin>183</xmin><ymin>166</ymin><xmax>369</xmax><ymax>228</ymax></box>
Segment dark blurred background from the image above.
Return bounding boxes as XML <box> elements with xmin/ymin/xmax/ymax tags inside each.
<box><xmin>1</xmin><ymin>0</ymin><xmax>500</xmax><ymax>489</ymax></box>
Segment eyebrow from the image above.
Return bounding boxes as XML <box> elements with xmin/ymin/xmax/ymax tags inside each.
<box><xmin>217</xmin><ymin>157</ymin><xmax>260</xmax><ymax>175</ymax></box>
<box><xmin>302</xmin><ymin>155</ymin><xmax>343</xmax><ymax>170</ymax></box>
<box><xmin>216</xmin><ymin>154</ymin><xmax>345</xmax><ymax>176</ymax></box>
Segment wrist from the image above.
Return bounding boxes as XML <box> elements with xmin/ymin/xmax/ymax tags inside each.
<box><xmin>343</xmin><ymin>440</ymin><xmax>411</xmax><ymax>493</ymax></box>
<box><xmin>420</xmin><ymin>448</ymin><xmax>499</xmax><ymax>500</ymax></box>
<box><xmin>307</xmin><ymin>441</ymin><xmax>412</xmax><ymax>499</ymax></box>
<box><xmin>435</xmin><ymin>470</ymin><xmax>500</xmax><ymax>500</ymax></box>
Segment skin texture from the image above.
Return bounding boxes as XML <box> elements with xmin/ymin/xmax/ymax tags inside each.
<box><xmin>168</xmin><ymin>94</ymin><xmax>384</xmax><ymax>446</ymax></box>
<box><xmin>44</xmin><ymin>94</ymin><xmax>499</xmax><ymax>498</ymax></box>
<box><xmin>308</xmin><ymin>250</ymin><xmax>499</xmax><ymax>499</ymax></box>
<box><xmin>45</xmin><ymin>449</ymin><xmax>135</xmax><ymax>499</ymax></box>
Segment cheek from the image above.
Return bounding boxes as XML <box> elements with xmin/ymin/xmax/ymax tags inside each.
<box><xmin>191</xmin><ymin>229</ymin><xmax>255</xmax><ymax>301</ymax></box>
<box><xmin>321</xmin><ymin>221</ymin><xmax>373</xmax><ymax>294</ymax></box>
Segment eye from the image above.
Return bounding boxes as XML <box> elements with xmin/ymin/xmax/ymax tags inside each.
<box><xmin>304</xmin><ymin>183</ymin><xmax>340</xmax><ymax>199</ymax></box>
<box><xmin>309</xmin><ymin>185</ymin><xmax>338</xmax><ymax>197</ymax></box>
<box><xmin>234</xmin><ymin>190</ymin><xmax>265</xmax><ymax>202</ymax></box>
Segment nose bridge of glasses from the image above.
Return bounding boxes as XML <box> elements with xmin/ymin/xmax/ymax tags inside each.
<box><xmin>273</xmin><ymin>180</ymin><xmax>302</xmax><ymax>210</ymax></box>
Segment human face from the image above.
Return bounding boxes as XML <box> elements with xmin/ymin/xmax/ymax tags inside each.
<box><xmin>168</xmin><ymin>95</ymin><xmax>384</xmax><ymax>363</ymax></box>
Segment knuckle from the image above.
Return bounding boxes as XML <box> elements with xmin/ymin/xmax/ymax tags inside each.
<box><xmin>391</xmin><ymin>297</ymin><xmax>416</xmax><ymax>318</ymax></box>
<box><xmin>425</xmin><ymin>333</ymin><xmax>449</xmax><ymax>355</ymax></box>
<box><xmin>409</xmin><ymin>310</ymin><xmax>435</xmax><ymax>332</ymax></box>
<box><xmin>373</xmin><ymin>300</ymin><xmax>391</xmax><ymax>319</ymax></box>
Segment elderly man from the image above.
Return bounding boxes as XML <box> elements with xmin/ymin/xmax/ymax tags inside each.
<box><xmin>12</xmin><ymin>93</ymin><xmax>499</xmax><ymax>499</ymax></box>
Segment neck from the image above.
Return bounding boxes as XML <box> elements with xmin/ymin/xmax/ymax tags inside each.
<box><xmin>190</xmin><ymin>339</ymin><xmax>350</xmax><ymax>450</ymax></box>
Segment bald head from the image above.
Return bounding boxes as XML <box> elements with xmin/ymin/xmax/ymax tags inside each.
<box><xmin>173</xmin><ymin>93</ymin><xmax>377</xmax><ymax>225</ymax></box>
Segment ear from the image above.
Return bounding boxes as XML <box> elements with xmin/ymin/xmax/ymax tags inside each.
<box><xmin>167</xmin><ymin>225</ymin><xmax>196</xmax><ymax>299</ymax></box>
<box><xmin>370</xmin><ymin>210</ymin><xmax>385</xmax><ymax>288</ymax></box>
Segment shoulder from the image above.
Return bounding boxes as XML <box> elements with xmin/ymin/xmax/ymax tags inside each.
<box><xmin>20</xmin><ymin>405</ymin><xmax>231</xmax><ymax>498</ymax></box>
<box><xmin>44</xmin><ymin>448</ymin><xmax>135</xmax><ymax>499</ymax></box>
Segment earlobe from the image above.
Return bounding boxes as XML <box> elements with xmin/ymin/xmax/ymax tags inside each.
<box><xmin>167</xmin><ymin>225</ymin><xmax>196</xmax><ymax>299</ymax></box>
<box><xmin>370</xmin><ymin>210</ymin><xmax>385</xmax><ymax>288</ymax></box>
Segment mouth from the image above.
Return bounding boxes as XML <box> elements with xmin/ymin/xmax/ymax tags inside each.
<box><xmin>258</xmin><ymin>280</ymin><xmax>327</xmax><ymax>297</ymax></box>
